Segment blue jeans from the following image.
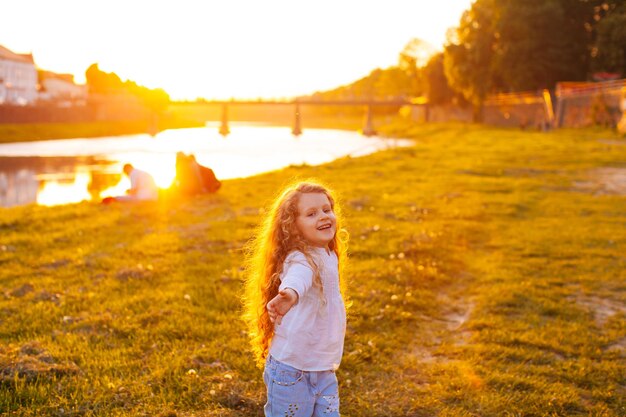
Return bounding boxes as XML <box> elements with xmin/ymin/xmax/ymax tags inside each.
<box><xmin>263</xmin><ymin>355</ymin><xmax>340</xmax><ymax>417</ymax></box>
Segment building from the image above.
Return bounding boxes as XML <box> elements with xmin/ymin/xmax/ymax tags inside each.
<box><xmin>39</xmin><ymin>71</ymin><xmax>87</xmax><ymax>102</ymax></box>
<box><xmin>0</xmin><ymin>44</ymin><xmax>38</xmax><ymax>105</ymax></box>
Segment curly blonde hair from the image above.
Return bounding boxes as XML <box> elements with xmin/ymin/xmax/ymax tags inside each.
<box><xmin>242</xmin><ymin>181</ymin><xmax>348</xmax><ymax>366</ymax></box>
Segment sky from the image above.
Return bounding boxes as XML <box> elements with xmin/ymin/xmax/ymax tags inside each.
<box><xmin>0</xmin><ymin>0</ymin><xmax>473</xmax><ymax>100</ymax></box>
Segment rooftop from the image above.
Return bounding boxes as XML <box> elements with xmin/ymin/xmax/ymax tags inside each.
<box><xmin>0</xmin><ymin>44</ymin><xmax>35</xmax><ymax>64</ymax></box>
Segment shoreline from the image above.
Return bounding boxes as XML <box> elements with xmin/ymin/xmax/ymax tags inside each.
<box><xmin>0</xmin><ymin>126</ymin><xmax>410</xmax><ymax>209</ymax></box>
<box><xmin>0</xmin><ymin>113</ymin><xmax>380</xmax><ymax>145</ymax></box>
<box><xmin>0</xmin><ymin>119</ymin><xmax>204</xmax><ymax>144</ymax></box>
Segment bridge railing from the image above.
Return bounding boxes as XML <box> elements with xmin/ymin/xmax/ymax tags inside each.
<box><xmin>182</xmin><ymin>99</ymin><xmax>409</xmax><ymax>136</ymax></box>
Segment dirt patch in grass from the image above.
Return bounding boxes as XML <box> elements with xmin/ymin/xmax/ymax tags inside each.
<box><xmin>571</xmin><ymin>293</ymin><xmax>626</xmax><ymax>327</ymax></box>
<box><xmin>33</xmin><ymin>290</ymin><xmax>63</xmax><ymax>304</ymax></box>
<box><xmin>573</xmin><ymin>167</ymin><xmax>626</xmax><ymax>195</ymax></box>
<box><xmin>503</xmin><ymin>168</ymin><xmax>558</xmax><ymax>177</ymax></box>
<box><xmin>116</xmin><ymin>265</ymin><xmax>154</xmax><ymax>282</ymax></box>
<box><xmin>443</xmin><ymin>302</ymin><xmax>474</xmax><ymax>332</ymax></box>
<box><xmin>409</xmin><ymin>294</ymin><xmax>475</xmax><ymax>367</ymax></box>
<box><xmin>8</xmin><ymin>283</ymin><xmax>34</xmax><ymax>297</ymax></box>
<box><xmin>598</xmin><ymin>139</ymin><xmax>626</xmax><ymax>146</ymax></box>
<box><xmin>439</xmin><ymin>296</ymin><xmax>475</xmax><ymax>351</ymax></box>
<box><xmin>0</xmin><ymin>341</ymin><xmax>80</xmax><ymax>382</ymax></box>
<box><xmin>606</xmin><ymin>338</ymin><xmax>626</xmax><ymax>356</ymax></box>
<box><xmin>41</xmin><ymin>259</ymin><xmax>71</xmax><ymax>270</ymax></box>
<box><xmin>411</xmin><ymin>346</ymin><xmax>447</xmax><ymax>365</ymax></box>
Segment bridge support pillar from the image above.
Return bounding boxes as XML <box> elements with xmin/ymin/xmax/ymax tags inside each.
<box><xmin>219</xmin><ymin>104</ymin><xmax>230</xmax><ymax>136</ymax></box>
<box><xmin>148</xmin><ymin>111</ymin><xmax>159</xmax><ymax>137</ymax></box>
<box><xmin>292</xmin><ymin>103</ymin><xmax>302</xmax><ymax>136</ymax></box>
<box><xmin>362</xmin><ymin>104</ymin><xmax>376</xmax><ymax>136</ymax></box>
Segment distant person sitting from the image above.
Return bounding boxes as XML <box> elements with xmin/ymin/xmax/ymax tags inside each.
<box><xmin>173</xmin><ymin>153</ymin><xmax>221</xmax><ymax>195</ymax></box>
<box><xmin>190</xmin><ymin>154</ymin><xmax>222</xmax><ymax>194</ymax></box>
<box><xmin>103</xmin><ymin>163</ymin><xmax>159</xmax><ymax>203</ymax></box>
<box><xmin>174</xmin><ymin>152</ymin><xmax>204</xmax><ymax>195</ymax></box>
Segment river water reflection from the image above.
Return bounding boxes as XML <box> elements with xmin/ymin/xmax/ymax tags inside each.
<box><xmin>0</xmin><ymin>124</ymin><xmax>410</xmax><ymax>207</ymax></box>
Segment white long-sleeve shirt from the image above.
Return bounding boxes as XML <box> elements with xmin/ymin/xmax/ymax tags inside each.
<box><xmin>269</xmin><ymin>248</ymin><xmax>346</xmax><ymax>371</ymax></box>
<box><xmin>129</xmin><ymin>169</ymin><xmax>158</xmax><ymax>201</ymax></box>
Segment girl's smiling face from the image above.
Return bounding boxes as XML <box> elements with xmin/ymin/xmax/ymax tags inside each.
<box><xmin>295</xmin><ymin>192</ymin><xmax>337</xmax><ymax>248</ymax></box>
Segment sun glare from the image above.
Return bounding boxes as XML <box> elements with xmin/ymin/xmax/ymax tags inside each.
<box><xmin>99</xmin><ymin>159</ymin><xmax>175</xmax><ymax>199</ymax></box>
<box><xmin>37</xmin><ymin>173</ymin><xmax>92</xmax><ymax>206</ymax></box>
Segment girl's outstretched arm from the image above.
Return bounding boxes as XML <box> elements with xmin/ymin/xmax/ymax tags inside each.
<box><xmin>266</xmin><ymin>289</ymin><xmax>298</xmax><ymax>325</ymax></box>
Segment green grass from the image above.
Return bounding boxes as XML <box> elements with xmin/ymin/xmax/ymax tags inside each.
<box><xmin>0</xmin><ymin>122</ymin><xmax>624</xmax><ymax>416</ymax></box>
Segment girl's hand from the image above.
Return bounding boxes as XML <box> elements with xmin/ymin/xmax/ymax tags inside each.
<box><xmin>266</xmin><ymin>289</ymin><xmax>298</xmax><ymax>325</ymax></box>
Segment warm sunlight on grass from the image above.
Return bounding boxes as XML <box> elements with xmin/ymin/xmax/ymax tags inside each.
<box><xmin>1</xmin><ymin>123</ymin><xmax>624</xmax><ymax>416</ymax></box>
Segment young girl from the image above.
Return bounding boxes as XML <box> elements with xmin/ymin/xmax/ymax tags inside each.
<box><xmin>244</xmin><ymin>181</ymin><xmax>348</xmax><ymax>417</ymax></box>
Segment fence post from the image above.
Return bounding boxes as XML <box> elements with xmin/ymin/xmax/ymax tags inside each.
<box><xmin>618</xmin><ymin>87</ymin><xmax>626</xmax><ymax>135</ymax></box>
<box><xmin>542</xmin><ymin>89</ymin><xmax>555</xmax><ymax>131</ymax></box>
<box><xmin>554</xmin><ymin>87</ymin><xmax>564</xmax><ymax>129</ymax></box>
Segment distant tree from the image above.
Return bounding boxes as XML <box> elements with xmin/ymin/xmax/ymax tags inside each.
<box><xmin>442</xmin><ymin>0</ymin><xmax>624</xmax><ymax>119</ymax></box>
<box><xmin>373</xmin><ymin>67</ymin><xmax>414</xmax><ymax>99</ymax></box>
<box><xmin>399</xmin><ymin>38</ymin><xmax>435</xmax><ymax>69</ymax></box>
<box><xmin>398</xmin><ymin>38</ymin><xmax>434</xmax><ymax>97</ymax></box>
<box><xmin>85</xmin><ymin>63</ymin><xmax>170</xmax><ymax>112</ymax></box>
<box><xmin>305</xmin><ymin>0</ymin><xmax>625</xmax><ymax>120</ymax></box>
<box><xmin>311</xmin><ymin>66</ymin><xmax>414</xmax><ymax>102</ymax></box>
<box><xmin>493</xmin><ymin>0</ymin><xmax>583</xmax><ymax>90</ymax></box>
<box><xmin>591</xmin><ymin>3</ymin><xmax>626</xmax><ymax>76</ymax></box>
<box><xmin>444</xmin><ymin>0</ymin><xmax>498</xmax><ymax>120</ymax></box>
<box><xmin>85</xmin><ymin>63</ymin><xmax>124</xmax><ymax>95</ymax></box>
<box><xmin>85</xmin><ymin>63</ymin><xmax>103</xmax><ymax>94</ymax></box>
<box><xmin>141</xmin><ymin>88</ymin><xmax>170</xmax><ymax>112</ymax></box>
<box><xmin>423</xmin><ymin>52</ymin><xmax>457</xmax><ymax>105</ymax></box>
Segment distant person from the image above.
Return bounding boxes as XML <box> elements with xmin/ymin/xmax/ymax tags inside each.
<box><xmin>190</xmin><ymin>154</ymin><xmax>222</xmax><ymax>193</ymax></box>
<box><xmin>102</xmin><ymin>163</ymin><xmax>159</xmax><ymax>203</ymax></box>
<box><xmin>173</xmin><ymin>152</ymin><xmax>203</xmax><ymax>195</ymax></box>
<box><xmin>173</xmin><ymin>152</ymin><xmax>221</xmax><ymax>195</ymax></box>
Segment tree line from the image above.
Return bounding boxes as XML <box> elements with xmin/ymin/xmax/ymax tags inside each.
<box><xmin>85</xmin><ymin>63</ymin><xmax>170</xmax><ymax>112</ymax></box>
<box><xmin>309</xmin><ymin>0</ymin><xmax>626</xmax><ymax>120</ymax></box>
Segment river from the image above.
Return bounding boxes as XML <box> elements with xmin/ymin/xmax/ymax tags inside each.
<box><xmin>0</xmin><ymin>123</ymin><xmax>410</xmax><ymax>207</ymax></box>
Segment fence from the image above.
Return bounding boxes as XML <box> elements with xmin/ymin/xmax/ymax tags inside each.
<box><xmin>483</xmin><ymin>90</ymin><xmax>553</xmax><ymax>129</ymax></box>
<box><xmin>555</xmin><ymin>79</ymin><xmax>626</xmax><ymax>128</ymax></box>
<box><xmin>407</xmin><ymin>103</ymin><xmax>473</xmax><ymax>123</ymax></box>
<box><xmin>406</xmin><ymin>78</ymin><xmax>625</xmax><ymax>130</ymax></box>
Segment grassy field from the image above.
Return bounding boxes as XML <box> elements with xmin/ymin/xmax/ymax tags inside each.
<box><xmin>0</xmin><ymin>123</ymin><xmax>624</xmax><ymax>416</ymax></box>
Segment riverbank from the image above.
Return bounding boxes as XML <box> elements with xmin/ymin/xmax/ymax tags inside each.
<box><xmin>0</xmin><ymin>118</ymin><xmax>206</xmax><ymax>144</ymax></box>
<box><xmin>1</xmin><ymin>123</ymin><xmax>624</xmax><ymax>416</ymax></box>
<box><xmin>0</xmin><ymin>116</ymin><xmax>370</xmax><ymax>145</ymax></box>
<box><xmin>0</xmin><ymin>108</ymin><xmax>374</xmax><ymax>144</ymax></box>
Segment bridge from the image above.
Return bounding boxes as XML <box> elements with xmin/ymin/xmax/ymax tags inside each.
<box><xmin>176</xmin><ymin>99</ymin><xmax>412</xmax><ymax>136</ymax></box>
